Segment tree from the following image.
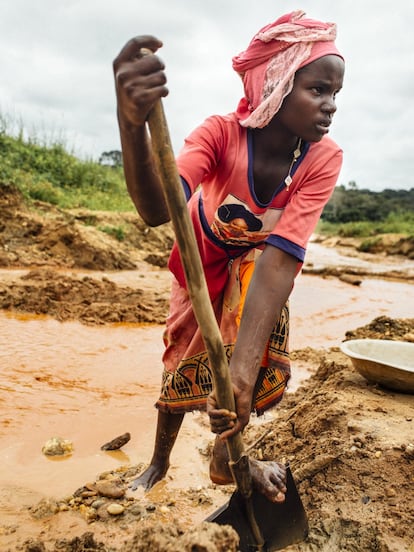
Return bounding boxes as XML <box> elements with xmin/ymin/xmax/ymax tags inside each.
<box><xmin>98</xmin><ymin>150</ymin><xmax>123</xmax><ymax>168</ymax></box>
<box><xmin>321</xmin><ymin>184</ymin><xmax>414</xmax><ymax>223</ymax></box>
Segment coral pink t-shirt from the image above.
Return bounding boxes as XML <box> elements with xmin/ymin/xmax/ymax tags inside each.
<box><xmin>169</xmin><ymin>112</ymin><xmax>342</xmax><ymax>300</ymax></box>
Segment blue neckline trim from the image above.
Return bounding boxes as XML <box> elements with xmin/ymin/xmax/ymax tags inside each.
<box><xmin>247</xmin><ymin>129</ymin><xmax>310</xmax><ymax>207</ymax></box>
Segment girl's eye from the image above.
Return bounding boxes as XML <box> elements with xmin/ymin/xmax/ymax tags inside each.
<box><xmin>312</xmin><ymin>87</ymin><xmax>323</xmax><ymax>95</ymax></box>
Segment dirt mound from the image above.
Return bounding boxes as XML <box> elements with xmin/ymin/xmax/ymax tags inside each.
<box><xmin>22</xmin><ymin>532</ymin><xmax>107</xmax><ymax>552</ymax></box>
<box><xmin>23</xmin><ymin>525</ymin><xmax>239</xmax><ymax>552</ymax></box>
<box><xmin>0</xmin><ymin>185</ymin><xmax>174</xmax><ymax>270</ymax></box>
<box><xmin>344</xmin><ymin>315</ymin><xmax>414</xmax><ymax>342</ymax></box>
<box><xmin>314</xmin><ymin>233</ymin><xmax>414</xmax><ymax>259</ymax></box>
<box><xmin>255</xmin><ymin>348</ymin><xmax>413</xmax><ymax>551</ymax></box>
<box><xmin>0</xmin><ymin>268</ymin><xmax>170</xmax><ymax>325</ymax></box>
<box><xmin>0</xmin><ymin>186</ymin><xmax>175</xmax><ymax>324</ymax></box>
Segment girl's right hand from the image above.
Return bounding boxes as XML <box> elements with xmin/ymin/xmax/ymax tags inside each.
<box><xmin>207</xmin><ymin>390</ymin><xmax>238</xmax><ymax>436</ymax></box>
<box><xmin>113</xmin><ymin>35</ymin><xmax>169</xmax><ymax>128</ymax></box>
<box><xmin>207</xmin><ymin>384</ymin><xmax>253</xmax><ymax>440</ymax></box>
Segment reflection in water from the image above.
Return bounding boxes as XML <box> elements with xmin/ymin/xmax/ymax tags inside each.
<box><xmin>102</xmin><ymin>449</ymin><xmax>131</xmax><ymax>464</ymax></box>
<box><xmin>44</xmin><ymin>453</ymin><xmax>74</xmax><ymax>463</ymax></box>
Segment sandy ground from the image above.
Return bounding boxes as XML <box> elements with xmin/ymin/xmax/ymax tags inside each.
<box><xmin>0</xmin><ymin>185</ymin><xmax>413</xmax><ymax>552</ymax></box>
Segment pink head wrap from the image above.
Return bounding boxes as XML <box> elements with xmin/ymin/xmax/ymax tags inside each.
<box><xmin>232</xmin><ymin>10</ymin><xmax>344</xmax><ymax>128</ymax></box>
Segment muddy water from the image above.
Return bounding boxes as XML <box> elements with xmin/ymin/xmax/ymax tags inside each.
<box><xmin>305</xmin><ymin>241</ymin><xmax>414</xmax><ymax>278</ymax></box>
<box><xmin>0</xmin><ymin>247</ymin><xmax>413</xmax><ymax>527</ymax></box>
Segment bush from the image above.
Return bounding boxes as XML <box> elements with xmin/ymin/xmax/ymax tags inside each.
<box><xmin>317</xmin><ymin>211</ymin><xmax>414</xmax><ymax>239</ymax></box>
<box><xmin>98</xmin><ymin>225</ymin><xmax>126</xmax><ymax>241</ymax></box>
<box><xmin>27</xmin><ymin>181</ymin><xmax>63</xmax><ymax>205</ymax></box>
<box><xmin>0</xmin><ymin>126</ymin><xmax>133</xmax><ymax>211</ymax></box>
<box><xmin>358</xmin><ymin>237</ymin><xmax>382</xmax><ymax>252</ymax></box>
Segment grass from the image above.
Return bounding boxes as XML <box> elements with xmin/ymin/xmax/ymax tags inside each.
<box><xmin>0</xmin><ymin>114</ymin><xmax>133</xmax><ymax>212</ymax></box>
<box><xmin>316</xmin><ymin>211</ymin><xmax>414</xmax><ymax>238</ymax></box>
<box><xmin>98</xmin><ymin>225</ymin><xmax>126</xmax><ymax>241</ymax></box>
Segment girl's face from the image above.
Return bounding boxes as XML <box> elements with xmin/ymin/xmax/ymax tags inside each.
<box><xmin>272</xmin><ymin>55</ymin><xmax>345</xmax><ymax>143</ymax></box>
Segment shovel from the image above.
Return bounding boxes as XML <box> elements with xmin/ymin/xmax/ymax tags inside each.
<box><xmin>146</xmin><ymin>94</ymin><xmax>308</xmax><ymax>551</ymax></box>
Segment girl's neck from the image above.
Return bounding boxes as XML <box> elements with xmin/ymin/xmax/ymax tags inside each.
<box><xmin>252</xmin><ymin>125</ymin><xmax>299</xmax><ymax>160</ymax></box>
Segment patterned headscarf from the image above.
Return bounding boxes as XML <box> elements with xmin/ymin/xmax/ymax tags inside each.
<box><xmin>232</xmin><ymin>10</ymin><xmax>344</xmax><ymax>128</ymax></box>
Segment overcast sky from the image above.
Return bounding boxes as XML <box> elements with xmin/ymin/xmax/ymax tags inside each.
<box><xmin>1</xmin><ymin>0</ymin><xmax>413</xmax><ymax>191</ymax></box>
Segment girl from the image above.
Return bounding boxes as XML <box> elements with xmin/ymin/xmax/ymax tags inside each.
<box><xmin>113</xmin><ymin>10</ymin><xmax>345</xmax><ymax>503</ymax></box>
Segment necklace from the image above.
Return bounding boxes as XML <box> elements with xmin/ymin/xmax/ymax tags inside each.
<box><xmin>284</xmin><ymin>138</ymin><xmax>302</xmax><ymax>190</ymax></box>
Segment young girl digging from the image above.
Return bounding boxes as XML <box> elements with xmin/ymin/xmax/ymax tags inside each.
<box><xmin>113</xmin><ymin>10</ymin><xmax>345</xmax><ymax>503</ymax></box>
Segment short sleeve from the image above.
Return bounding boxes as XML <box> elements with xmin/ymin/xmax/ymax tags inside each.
<box><xmin>266</xmin><ymin>146</ymin><xmax>342</xmax><ymax>261</ymax></box>
<box><xmin>176</xmin><ymin>116</ymin><xmax>226</xmax><ymax>196</ymax></box>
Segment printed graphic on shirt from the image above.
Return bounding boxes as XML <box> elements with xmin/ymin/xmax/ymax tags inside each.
<box><xmin>211</xmin><ymin>195</ymin><xmax>284</xmax><ymax>246</ymax></box>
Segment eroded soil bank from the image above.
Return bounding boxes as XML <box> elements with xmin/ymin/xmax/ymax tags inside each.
<box><xmin>0</xmin><ymin>185</ymin><xmax>412</xmax><ymax>327</ymax></box>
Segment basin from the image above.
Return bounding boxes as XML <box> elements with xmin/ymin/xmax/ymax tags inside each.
<box><xmin>340</xmin><ymin>338</ymin><xmax>414</xmax><ymax>393</ymax></box>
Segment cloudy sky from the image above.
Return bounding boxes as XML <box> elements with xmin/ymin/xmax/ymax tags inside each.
<box><xmin>1</xmin><ymin>0</ymin><xmax>413</xmax><ymax>191</ymax></box>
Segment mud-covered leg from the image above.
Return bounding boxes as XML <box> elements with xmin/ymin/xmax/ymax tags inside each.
<box><xmin>209</xmin><ymin>435</ymin><xmax>234</xmax><ymax>484</ymax></box>
<box><xmin>130</xmin><ymin>410</ymin><xmax>184</xmax><ymax>491</ymax></box>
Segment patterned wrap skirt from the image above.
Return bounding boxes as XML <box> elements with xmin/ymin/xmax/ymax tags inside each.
<box><xmin>156</xmin><ymin>254</ymin><xmax>291</xmax><ymax>415</ymax></box>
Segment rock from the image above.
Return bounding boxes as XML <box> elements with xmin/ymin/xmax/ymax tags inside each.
<box><xmin>339</xmin><ymin>273</ymin><xmax>362</xmax><ymax>286</ymax></box>
<box><xmin>41</xmin><ymin>436</ymin><xmax>73</xmax><ymax>456</ymax></box>
<box><xmin>107</xmin><ymin>503</ymin><xmax>125</xmax><ymax>515</ymax></box>
<box><xmin>79</xmin><ymin>504</ymin><xmax>98</xmax><ymax>523</ymax></box>
<box><xmin>129</xmin><ymin>503</ymin><xmax>145</xmax><ymax>517</ymax></box>
<box><xmin>95</xmin><ymin>480</ymin><xmax>126</xmax><ymax>499</ymax></box>
<box><xmin>21</xmin><ymin>539</ymin><xmax>46</xmax><ymax>552</ymax></box>
<box><xmin>30</xmin><ymin>498</ymin><xmax>60</xmax><ymax>519</ymax></box>
<box><xmin>80</xmin><ymin>490</ymin><xmax>98</xmax><ymax>498</ymax></box>
<box><xmin>100</xmin><ymin>432</ymin><xmax>131</xmax><ymax>450</ymax></box>
<box><xmin>159</xmin><ymin>505</ymin><xmax>170</xmax><ymax>514</ymax></box>
<box><xmin>91</xmin><ymin>499</ymin><xmax>107</xmax><ymax>509</ymax></box>
<box><xmin>405</xmin><ymin>443</ymin><xmax>414</xmax><ymax>458</ymax></box>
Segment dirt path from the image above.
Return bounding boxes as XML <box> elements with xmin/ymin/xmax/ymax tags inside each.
<box><xmin>0</xmin><ymin>186</ymin><xmax>413</xmax><ymax>551</ymax></box>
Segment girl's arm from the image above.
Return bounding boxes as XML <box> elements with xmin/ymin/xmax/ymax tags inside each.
<box><xmin>209</xmin><ymin>244</ymin><xmax>298</xmax><ymax>438</ymax></box>
<box><xmin>113</xmin><ymin>35</ymin><xmax>170</xmax><ymax>226</ymax></box>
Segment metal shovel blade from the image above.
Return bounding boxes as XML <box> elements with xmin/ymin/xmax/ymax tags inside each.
<box><xmin>206</xmin><ymin>466</ymin><xmax>308</xmax><ymax>552</ymax></box>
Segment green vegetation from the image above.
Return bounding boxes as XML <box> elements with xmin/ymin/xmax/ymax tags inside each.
<box><xmin>318</xmin><ymin>183</ymin><xmax>414</xmax><ymax>237</ymax></box>
<box><xmin>0</xmin><ymin>117</ymin><xmax>133</xmax><ymax>211</ymax></box>
<box><xmin>0</xmin><ymin>117</ymin><xmax>412</xmax><ymax>241</ymax></box>
<box><xmin>98</xmin><ymin>224</ymin><xmax>126</xmax><ymax>241</ymax></box>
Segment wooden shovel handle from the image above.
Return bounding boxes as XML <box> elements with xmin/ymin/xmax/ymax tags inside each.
<box><xmin>146</xmin><ymin>100</ymin><xmax>246</xmax><ymax>465</ymax></box>
<box><xmin>147</xmin><ymin>95</ymin><xmax>266</xmax><ymax>552</ymax></box>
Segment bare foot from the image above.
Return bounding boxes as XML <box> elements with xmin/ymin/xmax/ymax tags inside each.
<box><xmin>249</xmin><ymin>458</ymin><xmax>287</xmax><ymax>503</ymax></box>
<box><xmin>130</xmin><ymin>462</ymin><xmax>169</xmax><ymax>491</ymax></box>
<box><xmin>209</xmin><ymin>437</ymin><xmax>287</xmax><ymax>503</ymax></box>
